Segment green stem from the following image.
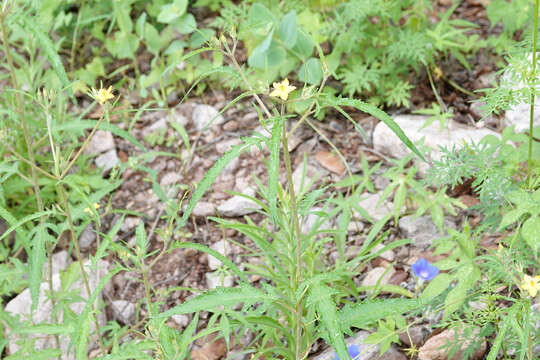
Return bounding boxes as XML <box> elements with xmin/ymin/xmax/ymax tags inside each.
<box><xmin>281</xmin><ymin>104</ymin><xmax>304</xmax><ymax>360</ymax></box>
<box><xmin>58</xmin><ymin>185</ymin><xmax>106</xmax><ymax>354</ymax></box>
<box><xmin>527</xmin><ymin>0</ymin><xmax>539</xmax><ymax>185</ymax></box>
<box><xmin>70</xmin><ymin>0</ymin><xmax>86</xmax><ymax>72</ymax></box>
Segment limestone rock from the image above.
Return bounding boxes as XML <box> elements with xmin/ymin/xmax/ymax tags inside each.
<box><xmin>192</xmin><ymin>104</ymin><xmax>225</xmax><ymax>131</ymax></box>
<box><xmin>208</xmin><ymin>240</ymin><xmax>232</xmax><ymax>271</ymax></box>
<box><xmin>111</xmin><ymin>300</ymin><xmax>136</xmax><ymax>324</ymax></box>
<box><xmin>358</xmin><ymin>192</ymin><xmax>394</xmax><ymax>222</ymax></box>
<box><xmin>206</xmin><ymin>272</ymin><xmax>234</xmax><ymax>289</ymax></box>
<box><xmin>95</xmin><ymin>148</ymin><xmax>119</xmax><ymax>172</ymax></box>
<box><xmin>418</xmin><ymin>327</ymin><xmax>486</xmax><ymax>360</ymax></box>
<box><xmin>361</xmin><ymin>267</ymin><xmax>396</xmax><ymax>288</ymax></box>
<box><xmin>217</xmin><ymin>188</ymin><xmax>261</xmax><ymax>217</ymax></box>
<box><xmin>398</xmin><ymin>215</ymin><xmax>454</xmax><ymax>249</ymax></box>
<box><xmin>86</xmin><ymin>130</ymin><xmax>115</xmax><ymax>154</ymax></box>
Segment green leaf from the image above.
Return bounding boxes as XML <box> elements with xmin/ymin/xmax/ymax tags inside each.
<box><xmin>174</xmin><ymin>13</ymin><xmax>197</xmax><ymax>34</ymax></box>
<box><xmin>157</xmin><ymin>0</ymin><xmax>188</xmax><ymax>23</ymax></box>
<box><xmin>248</xmin><ymin>29</ymin><xmax>274</xmax><ymax>69</ymax></box>
<box><xmin>323</xmin><ymin>97</ymin><xmax>426</xmax><ymax>161</ymax></box>
<box><xmin>158</xmin><ymin>286</ymin><xmax>274</xmax><ymax>318</ymax></box>
<box><xmin>420</xmin><ymin>273</ymin><xmax>452</xmax><ymax>300</ymax></box>
<box><xmin>18</xmin><ymin>323</ymin><xmax>74</xmax><ymax>335</ymax></box>
<box><xmin>268</xmin><ymin>117</ymin><xmax>284</xmax><ymax>224</ymax></box>
<box><xmin>522</xmin><ymin>216</ymin><xmax>540</xmax><ymax>252</ymax></box>
<box><xmin>248</xmin><ymin>3</ymin><xmax>275</xmax><ymax>29</ymax></box>
<box><xmin>278</xmin><ymin>11</ymin><xmax>297</xmax><ymax>48</ymax></box>
<box><xmin>19</xmin><ymin>16</ymin><xmax>74</xmax><ymax>101</ymax></box>
<box><xmin>298</xmin><ymin>58</ymin><xmax>323</xmax><ymax>85</ymax></box>
<box><xmin>178</xmin><ymin>143</ymin><xmax>249</xmax><ymax>228</ymax></box>
<box><xmin>115</xmin><ymin>2</ymin><xmax>133</xmax><ymax>34</ymax></box>
<box><xmin>144</xmin><ymin>23</ymin><xmax>162</xmax><ymax>54</ymax></box>
<box><xmin>308</xmin><ymin>283</ymin><xmax>348</xmax><ymax>360</ymax></box>
<box><xmin>292</xmin><ymin>31</ymin><xmax>314</xmax><ymax>59</ymax></box>
<box><xmin>339</xmin><ymin>298</ymin><xmax>423</xmax><ymax>331</ymax></box>
<box><xmin>105</xmin><ymin>31</ymin><xmax>139</xmax><ymax>59</ymax></box>
<box><xmin>29</xmin><ymin>224</ymin><xmax>52</xmax><ymax>311</ymax></box>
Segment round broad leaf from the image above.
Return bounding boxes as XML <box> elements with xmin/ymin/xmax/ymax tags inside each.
<box><xmin>248</xmin><ymin>29</ymin><xmax>274</xmax><ymax>69</ymax></box>
<box><xmin>144</xmin><ymin>23</ymin><xmax>162</xmax><ymax>55</ymax></box>
<box><xmin>292</xmin><ymin>31</ymin><xmax>314</xmax><ymax>59</ymax></box>
<box><xmin>157</xmin><ymin>0</ymin><xmax>188</xmax><ymax>24</ymax></box>
<box><xmin>298</xmin><ymin>58</ymin><xmax>323</xmax><ymax>85</ymax></box>
<box><xmin>174</xmin><ymin>13</ymin><xmax>197</xmax><ymax>34</ymax></box>
<box><xmin>248</xmin><ymin>3</ymin><xmax>275</xmax><ymax>29</ymax></box>
<box><xmin>278</xmin><ymin>11</ymin><xmax>297</xmax><ymax>48</ymax></box>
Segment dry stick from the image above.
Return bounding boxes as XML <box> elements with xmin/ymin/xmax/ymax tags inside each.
<box><xmin>0</xmin><ymin>10</ymin><xmax>63</xmax><ymax>359</ymax></box>
<box><xmin>58</xmin><ymin>185</ymin><xmax>106</xmax><ymax>354</ymax></box>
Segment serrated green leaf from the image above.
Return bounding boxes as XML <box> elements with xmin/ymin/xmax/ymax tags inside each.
<box><xmin>178</xmin><ymin>143</ymin><xmax>249</xmax><ymax>227</ymax></box>
<box><xmin>339</xmin><ymin>298</ymin><xmax>423</xmax><ymax>331</ymax></box>
<box><xmin>420</xmin><ymin>273</ymin><xmax>452</xmax><ymax>300</ymax></box>
<box><xmin>522</xmin><ymin>216</ymin><xmax>540</xmax><ymax>252</ymax></box>
<box><xmin>19</xmin><ymin>16</ymin><xmax>74</xmax><ymax>101</ymax></box>
<box><xmin>278</xmin><ymin>11</ymin><xmax>297</xmax><ymax>48</ymax></box>
<box><xmin>29</xmin><ymin>224</ymin><xmax>52</xmax><ymax>311</ymax></box>
<box><xmin>298</xmin><ymin>58</ymin><xmax>323</xmax><ymax>85</ymax></box>
<box><xmin>158</xmin><ymin>286</ymin><xmax>274</xmax><ymax>318</ymax></box>
<box><xmin>322</xmin><ymin>97</ymin><xmax>426</xmax><ymax>161</ymax></box>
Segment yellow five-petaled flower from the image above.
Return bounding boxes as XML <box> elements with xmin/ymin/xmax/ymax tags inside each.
<box><xmin>270</xmin><ymin>78</ymin><xmax>296</xmax><ymax>101</ymax></box>
<box><xmin>84</xmin><ymin>203</ymin><xmax>100</xmax><ymax>214</ymax></box>
<box><xmin>89</xmin><ymin>85</ymin><xmax>115</xmax><ymax>104</ymax></box>
<box><xmin>521</xmin><ymin>274</ymin><xmax>540</xmax><ymax>297</ymax></box>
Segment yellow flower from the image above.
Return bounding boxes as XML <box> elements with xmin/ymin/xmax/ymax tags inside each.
<box><xmin>269</xmin><ymin>78</ymin><xmax>296</xmax><ymax>101</ymax></box>
<box><xmin>89</xmin><ymin>85</ymin><xmax>115</xmax><ymax>104</ymax></box>
<box><xmin>521</xmin><ymin>274</ymin><xmax>540</xmax><ymax>297</ymax></box>
<box><xmin>83</xmin><ymin>203</ymin><xmax>100</xmax><ymax>214</ymax></box>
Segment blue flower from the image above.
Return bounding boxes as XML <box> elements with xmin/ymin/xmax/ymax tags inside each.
<box><xmin>411</xmin><ymin>258</ymin><xmax>439</xmax><ymax>281</ymax></box>
<box><xmin>334</xmin><ymin>344</ymin><xmax>360</xmax><ymax>360</ymax></box>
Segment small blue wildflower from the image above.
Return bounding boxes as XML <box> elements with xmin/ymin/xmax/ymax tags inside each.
<box><xmin>411</xmin><ymin>258</ymin><xmax>439</xmax><ymax>281</ymax></box>
<box><xmin>333</xmin><ymin>344</ymin><xmax>360</xmax><ymax>360</ymax></box>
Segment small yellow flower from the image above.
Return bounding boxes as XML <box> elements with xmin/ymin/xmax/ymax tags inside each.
<box><xmin>269</xmin><ymin>78</ymin><xmax>296</xmax><ymax>101</ymax></box>
<box><xmin>521</xmin><ymin>274</ymin><xmax>540</xmax><ymax>297</ymax></box>
<box><xmin>89</xmin><ymin>85</ymin><xmax>115</xmax><ymax>104</ymax></box>
<box><xmin>83</xmin><ymin>203</ymin><xmax>100</xmax><ymax>214</ymax></box>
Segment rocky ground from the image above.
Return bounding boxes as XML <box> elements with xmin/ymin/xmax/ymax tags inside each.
<box><xmin>4</xmin><ymin>0</ymin><xmax>540</xmax><ymax>359</ymax></box>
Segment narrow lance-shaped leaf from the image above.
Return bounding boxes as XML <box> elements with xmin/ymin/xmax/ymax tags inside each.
<box><xmin>323</xmin><ymin>97</ymin><xmax>426</xmax><ymax>161</ymax></box>
<box><xmin>178</xmin><ymin>143</ymin><xmax>249</xmax><ymax>228</ymax></box>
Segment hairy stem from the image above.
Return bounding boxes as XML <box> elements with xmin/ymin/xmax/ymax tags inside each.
<box><xmin>527</xmin><ymin>0</ymin><xmax>539</xmax><ymax>185</ymax></box>
<box><xmin>281</xmin><ymin>105</ymin><xmax>304</xmax><ymax>360</ymax></box>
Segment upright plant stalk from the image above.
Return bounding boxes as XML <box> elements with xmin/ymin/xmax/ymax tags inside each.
<box><xmin>0</xmin><ymin>8</ymin><xmax>62</xmax><ymax>359</ymax></box>
<box><xmin>280</xmin><ymin>106</ymin><xmax>304</xmax><ymax>360</ymax></box>
<box><xmin>527</xmin><ymin>0</ymin><xmax>540</xmax><ymax>185</ymax></box>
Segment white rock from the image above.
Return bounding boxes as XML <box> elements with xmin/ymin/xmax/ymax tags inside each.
<box><xmin>301</xmin><ymin>207</ymin><xmax>333</xmax><ymax>235</ymax></box>
<box><xmin>206</xmin><ymin>272</ymin><xmax>234</xmax><ymax>289</ymax></box>
<box><xmin>5</xmin><ymin>260</ymin><xmax>109</xmax><ymax>358</ymax></box>
<box><xmin>192</xmin><ymin>104</ymin><xmax>225</xmax><ymax>131</ymax></box>
<box><xmin>208</xmin><ymin>240</ymin><xmax>233</xmax><ymax>271</ymax></box>
<box><xmin>160</xmin><ymin>172</ymin><xmax>182</xmax><ymax>186</ymax></box>
<box><xmin>398</xmin><ymin>215</ymin><xmax>453</xmax><ymax>249</ymax></box>
<box><xmin>504</xmin><ymin>103</ymin><xmax>540</xmax><ymax>132</ymax></box>
<box><xmin>215</xmin><ymin>138</ymin><xmax>242</xmax><ymax>154</ymax></box>
<box><xmin>171</xmin><ymin>314</ymin><xmax>190</xmax><ymax>328</ymax></box>
<box><xmin>217</xmin><ymin>188</ymin><xmax>261</xmax><ymax>217</ymax></box>
<box><xmin>192</xmin><ymin>201</ymin><xmax>216</xmax><ymax>217</ymax></box>
<box><xmin>111</xmin><ymin>300</ymin><xmax>136</xmax><ymax>324</ymax></box>
<box><xmin>121</xmin><ymin>217</ymin><xmax>140</xmax><ymax>233</ymax></box>
<box><xmin>371</xmin><ymin>243</ymin><xmax>395</xmax><ymax>262</ymax></box>
<box><xmin>86</xmin><ymin>130</ymin><xmax>115</xmax><ymax>154</ymax></box>
<box><xmin>361</xmin><ymin>266</ymin><xmax>396</xmax><ymax>288</ymax></box>
<box><xmin>95</xmin><ymin>148</ymin><xmax>119</xmax><ymax>172</ymax></box>
<box><xmin>42</xmin><ymin>250</ymin><xmax>69</xmax><ymax>279</ymax></box>
<box><xmin>142</xmin><ymin>117</ymin><xmax>168</xmax><ymax>137</ymax></box>
<box><xmin>312</xmin><ymin>331</ymin><xmax>406</xmax><ymax>360</ymax></box>
<box><xmin>79</xmin><ymin>225</ymin><xmax>96</xmax><ymax>250</ymax></box>
<box><xmin>292</xmin><ymin>164</ymin><xmax>321</xmax><ymax>195</ymax></box>
<box><xmin>358</xmin><ymin>192</ymin><xmax>394</xmax><ymax>222</ymax></box>
<box><xmin>373</xmin><ymin>115</ymin><xmax>499</xmax><ymax>160</ymax></box>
